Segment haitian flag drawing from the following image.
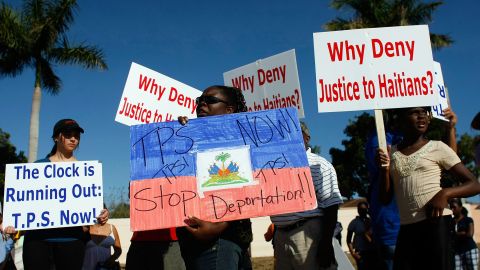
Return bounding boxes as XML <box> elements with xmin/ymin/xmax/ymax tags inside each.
<box><xmin>129</xmin><ymin>107</ymin><xmax>317</xmax><ymax>231</ymax></box>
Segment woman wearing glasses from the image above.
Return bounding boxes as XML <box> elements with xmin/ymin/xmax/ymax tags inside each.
<box><xmin>177</xmin><ymin>86</ymin><xmax>253</xmax><ymax>270</ymax></box>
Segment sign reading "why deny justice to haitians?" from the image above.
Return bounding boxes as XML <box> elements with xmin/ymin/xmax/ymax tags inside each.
<box><xmin>313</xmin><ymin>25</ymin><xmax>437</xmax><ymax>112</ymax></box>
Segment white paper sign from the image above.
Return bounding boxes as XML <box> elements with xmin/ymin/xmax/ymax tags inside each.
<box><xmin>431</xmin><ymin>61</ymin><xmax>449</xmax><ymax>121</ymax></box>
<box><xmin>3</xmin><ymin>161</ymin><xmax>103</xmax><ymax>230</ymax></box>
<box><xmin>223</xmin><ymin>50</ymin><xmax>305</xmax><ymax>118</ymax></box>
<box><xmin>115</xmin><ymin>62</ymin><xmax>202</xmax><ymax>126</ymax></box>
<box><xmin>313</xmin><ymin>25</ymin><xmax>437</xmax><ymax>112</ymax></box>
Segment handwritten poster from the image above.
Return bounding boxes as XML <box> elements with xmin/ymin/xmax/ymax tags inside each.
<box><xmin>129</xmin><ymin>108</ymin><xmax>317</xmax><ymax>231</ymax></box>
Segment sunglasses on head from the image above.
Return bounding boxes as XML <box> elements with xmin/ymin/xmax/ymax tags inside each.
<box><xmin>195</xmin><ymin>96</ymin><xmax>229</xmax><ymax>105</ymax></box>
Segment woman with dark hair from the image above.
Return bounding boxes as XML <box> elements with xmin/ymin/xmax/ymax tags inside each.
<box><xmin>177</xmin><ymin>86</ymin><xmax>253</xmax><ymax>270</ymax></box>
<box><xmin>450</xmin><ymin>199</ymin><xmax>478</xmax><ymax>270</ymax></box>
<box><xmin>377</xmin><ymin>107</ymin><xmax>480</xmax><ymax>270</ymax></box>
<box><xmin>21</xmin><ymin>119</ymin><xmax>109</xmax><ymax>270</ymax></box>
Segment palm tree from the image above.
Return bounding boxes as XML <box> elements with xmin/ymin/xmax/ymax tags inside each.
<box><xmin>0</xmin><ymin>0</ymin><xmax>107</xmax><ymax>162</ymax></box>
<box><xmin>324</xmin><ymin>0</ymin><xmax>453</xmax><ymax>50</ymax></box>
<box><xmin>215</xmin><ymin>152</ymin><xmax>231</xmax><ymax>170</ymax></box>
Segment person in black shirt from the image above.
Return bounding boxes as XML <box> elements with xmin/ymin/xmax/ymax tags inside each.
<box><xmin>450</xmin><ymin>198</ymin><xmax>478</xmax><ymax>270</ymax></box>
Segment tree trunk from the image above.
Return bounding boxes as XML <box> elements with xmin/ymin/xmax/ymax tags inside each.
<box><xmin>28</xmin><ymin>84</ymin><xmax>42</xmax><ymax>162</ymax></box>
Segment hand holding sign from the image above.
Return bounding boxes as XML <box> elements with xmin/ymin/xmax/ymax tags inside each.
<box><xmin>442</xmin><ymin>108</ymin><xmax>457</xmax><ymax>127</ymax></box>
<box><xmin>184</xmin><ymin>216</ymin><xmax>229</xmax><ymax>242</ymax></box>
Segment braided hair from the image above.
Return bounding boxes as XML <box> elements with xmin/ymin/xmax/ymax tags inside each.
<box><xmin>205</xmin><ymin>85</ymin><xmax>248</xmax><ymax>113</ymax></box>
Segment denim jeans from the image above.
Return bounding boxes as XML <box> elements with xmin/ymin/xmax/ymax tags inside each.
<box><xmin>182</xmin><ymin>238</ymin><xmax>251</xmax><ymax>270</ymax></box>
<box><xmin>377</xmin><ymin>244</ymin><xmax>395</xmax><ymax>270</ymax></box>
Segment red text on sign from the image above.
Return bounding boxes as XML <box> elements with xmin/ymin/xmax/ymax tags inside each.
<box><xmin>318</xmin><ymin>77</ymin><xmax>361</xmax><ymax>103</ymax></box>
<box><xmin>168</xmin><ymin>87</ymin><xmax>198</xmax><ymax>114</ymax></box>
<box><xmin>371</xmin><ymin>39</ymin><xmax>415</xmax><ymax>61</ymax></box>
<box><xmin>327</xmin><ymin>41</ymin><xmax>366</xmax><ymax>64</ymax></box>
<box><xmin>258</xmin><ymin>65</ymin><xmax>286</xmax><ymax>86</ymax></box>
<box><xmin>138</xmin><ymin>74</ymin><xmax>167</xmax><ymax>101</ymax></box>
<box><xmin>231</xmin><ymin>75</ymin><xmax>255</xmax><ymax>94</ymax></box>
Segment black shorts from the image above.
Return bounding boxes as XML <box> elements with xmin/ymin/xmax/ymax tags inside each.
<box><xmin>394</xmin><ymin>216</ymin><xmax>454</xmax><ymax>270</ymax></box>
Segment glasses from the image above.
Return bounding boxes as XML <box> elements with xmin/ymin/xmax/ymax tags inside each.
<box><xmin>195</xmin><ymin>96</ymin><xmax>229</xmax><ymax>105</ymax></box>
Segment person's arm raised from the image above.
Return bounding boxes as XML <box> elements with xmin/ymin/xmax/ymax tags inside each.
<box><xmin>377</xmin><ymin>147</ymin><xmax>393</xmax><ymax>204</ymax></box>
<box><xmin>443</xmin><ymin>108</ymin><xmax>458</xmax><ymax>153</ymax></box>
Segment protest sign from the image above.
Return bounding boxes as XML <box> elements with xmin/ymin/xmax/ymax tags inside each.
<box><xmin>431</xmin><ymin>61</ymin><xmax>449</xmax><ymax>121</ymax></box>
<box><xmin>3</xmin><ymin>161</ymin><xmax>103</xmax><ymax>230</ymax></box>
<box><xmin>223</xmin><ymin>50</ymin><xmax>305</xmax><ymax>118</ymax></box>
<box><xmin>129</xmin><ymin>108</ymin><xmax>316</xmax><ymax>231</ymax></box>
<box><xmin>115</xmin><ymin>62</ymin><xmax>202</xmax><ymax>126</ymax></box>
<box><xmin>314</xmin><ymin>25</ymin><xmax>437</xmax><ymax>112</ymax></box>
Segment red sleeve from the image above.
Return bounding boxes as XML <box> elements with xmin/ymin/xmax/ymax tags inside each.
<box><xmin>131</xmin><ymin>228</ymin><xmax>178</xmax><ymax>241</ymax></box>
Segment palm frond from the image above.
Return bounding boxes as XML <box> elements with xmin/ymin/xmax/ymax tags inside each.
<box><xmin>430</xmin><ymin>33</ymin><xmax>453</xmax><ymax>50</ymax></box>
<box><xmin>0</xmin><ymin>3</ymin><xmax>31</xmax><ymax>77</ymax></box>
<box><xmin>330</xmin><ymin>0</ymin><xmax>361</xmax><ymax>10</ymax></box>
<box><xmin>0</xmin><ymin>3</ymin><xmax>25</xmax><ymax>48</ymax></box>
<box><xmin>324</xmin><ymin>17</ymin><xmax>370</xmax><ymax>31</ymax></box>
<box><xmin>0</xmin><ymin>49</ymin><xmax>31</xmax><ymax>76</ymax></box>
<box><xmin>400</xmin><ymin>2</ymin><xmax>443</xmax><ymax>25</ymax></box>
<box><xmin>326</xmin><ymin>0</ymin><xmax>393</xmax><ymax>29</ymax></box>
<box><xmin>49</xmin><ymin>38</ymin><xmax>107</xmax><ymax>70</ymax></box>
<box><xmin>23</xmin><ymin>0</ymin><xmax>46</xmax><ymax>25</ymax></box>
<box><xmin>325</xmin><ymin>0</ymin><xmax>453</xmax><ymax>53</ymax></box>
<box><xmin>29</xmin><ymin>0</ymin><xmax>78</xmax><ymax>52</ymax></box>
<box><xmin>37</xmin><ymin>57</ymin><xmax>61</xmax><ymax>93</ymax></box>
<box><xmin>45</xmin><ymin>0</ymin><xmax>77</xmax><ymax>36</ymax></box>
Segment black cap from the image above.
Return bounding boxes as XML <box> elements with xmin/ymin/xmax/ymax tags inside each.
<box><xmin>52</xmin><ymin>119</ymin><xmax>84</xmax><ymax>138</ymax></box>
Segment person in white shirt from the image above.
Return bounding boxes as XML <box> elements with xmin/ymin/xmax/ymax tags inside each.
<box><xmin>270</xmin><ymin>122</ymin><xmax>343</xmax><ymax>270</ymax></box>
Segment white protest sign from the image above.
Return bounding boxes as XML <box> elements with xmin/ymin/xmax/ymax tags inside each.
<box><xmin>3</xmin><ymin>161</ymin><xmax>103</xmax><ymax>230</ymax></box>
<box><xmin>115</xmin><ymin>62</ymin><xmax>202</xmax><ymax>126</ymax></box>
<box><xmin>223</xmin><ymin>49</ymin><xmax>305</xmax><ymax>118</ymax></box>
<box><xmin>431</xmin><ymin>61</ymin><xmax>449</xmax><ymax>121</ymax></box>
<box><xmin>314</xmin><ymin>25</ymin><xmax>437</xmax><ymax>112</ymax></box>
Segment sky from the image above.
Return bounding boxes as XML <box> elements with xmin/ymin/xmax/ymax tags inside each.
<box><xmin>1</xmin><ymin>0</ymin><xmax>479</xmax><ymax>203</ymax></box>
